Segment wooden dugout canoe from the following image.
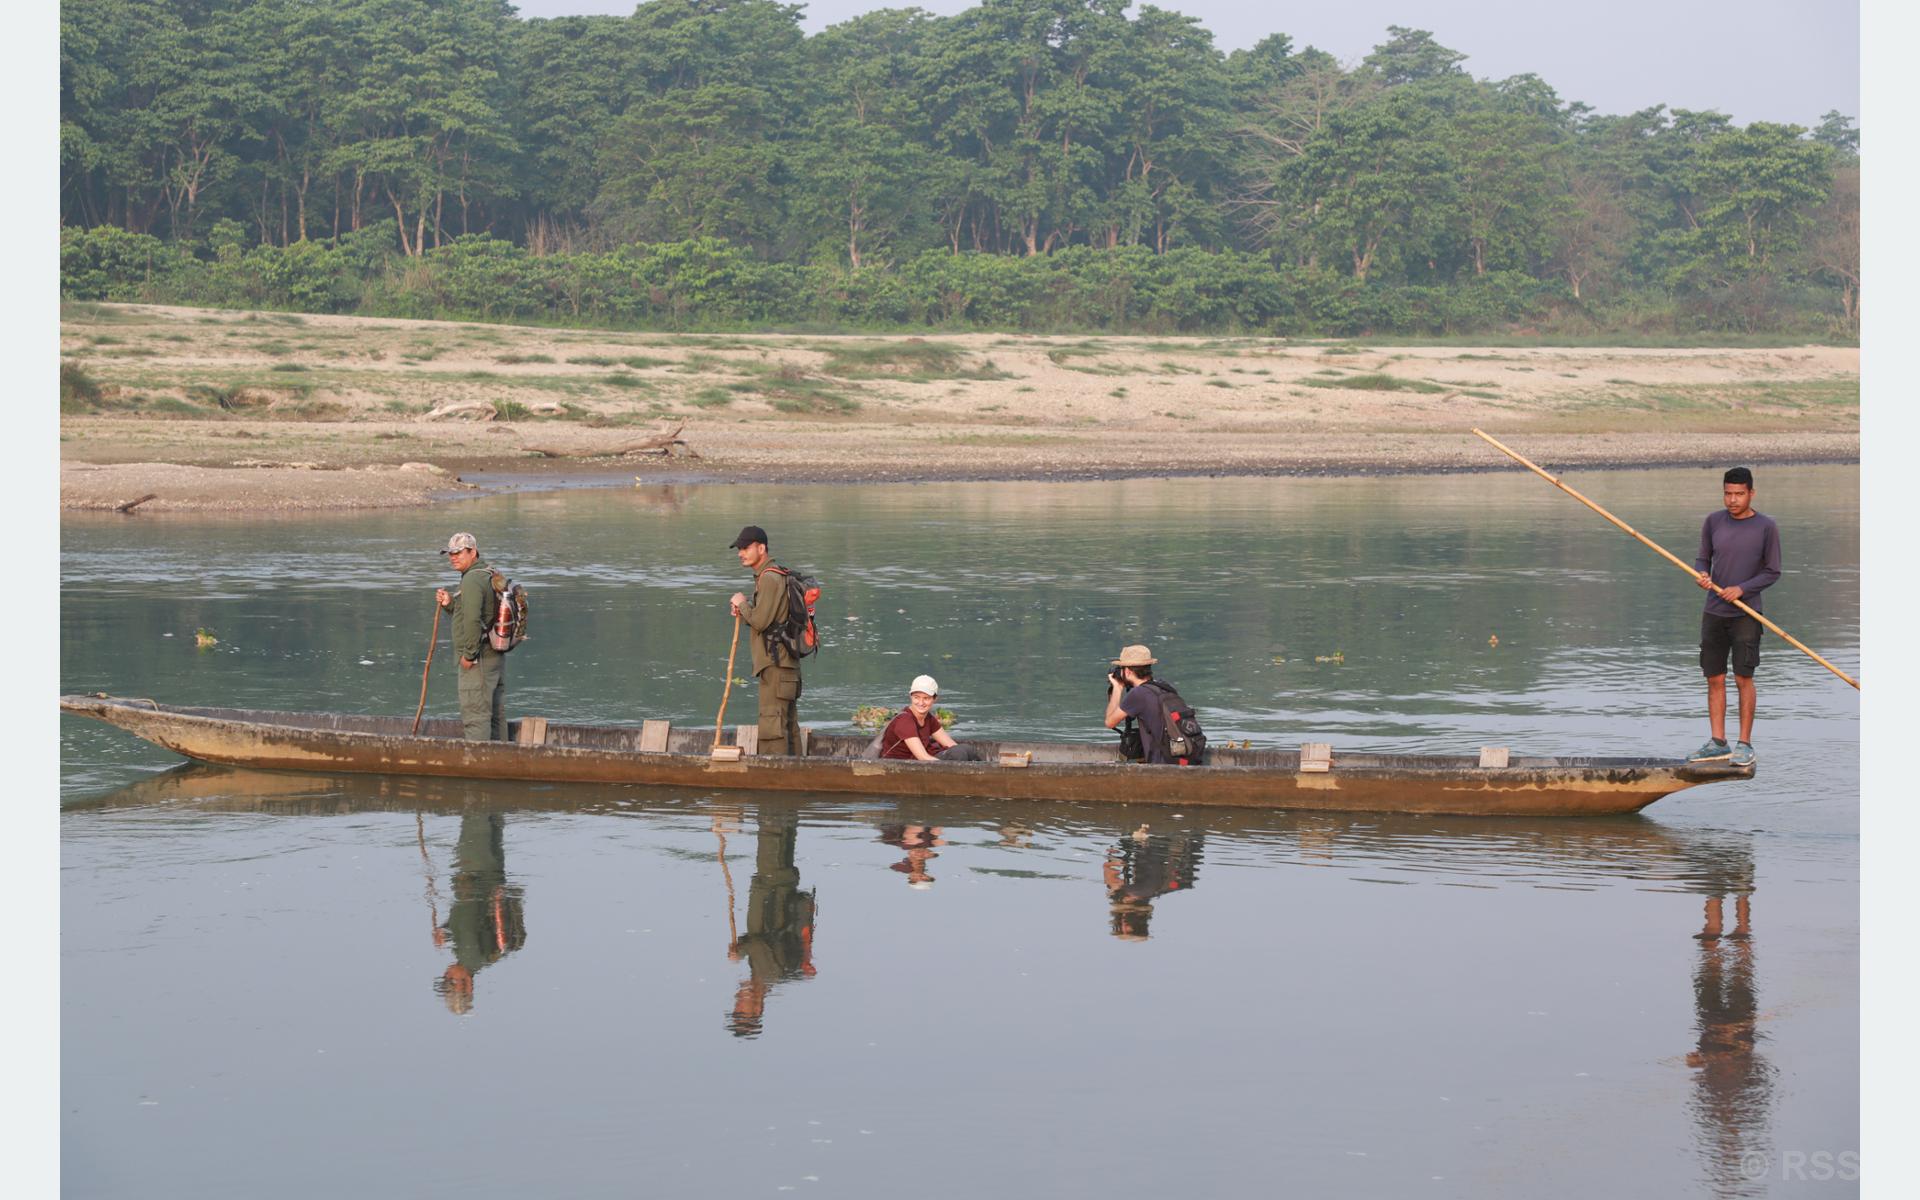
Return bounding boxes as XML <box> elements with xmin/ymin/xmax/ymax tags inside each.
<box><xmin>61</xmin><ymin>695</ymin><xmax>1754</xmax><ymax>817</ymax></box>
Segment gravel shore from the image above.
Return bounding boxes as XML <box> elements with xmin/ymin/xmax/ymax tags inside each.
<box><xmin>61</xmin><ymin>304</ymin><xmax>1858</xmax><ymax>511</ymax></box>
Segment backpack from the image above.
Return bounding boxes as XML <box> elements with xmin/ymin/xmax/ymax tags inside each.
<box><xmin>486</xmin><ymin>569</ymin><xmax>530</xmax><ymax>653</ymax></box>
<box><xmin>763</xmin><ymin>565</ymin><xmax>822</xmax><ymax>662</ymax></box>
<box><xmin>1140</xmin><ymin>679</ymin><xmax>1207</xmax><ymax>766</ymax></box>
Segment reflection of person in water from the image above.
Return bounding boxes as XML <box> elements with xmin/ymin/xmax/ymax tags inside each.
<box><xmin>726</xmin><ymin>810</ymin><xmax>817</xmax><ymax>1038</ymax></box>
<box><xmin>1682</xmin><ymin>845</ymin><xmax>1772</xmax><ymax>1197</ymax></box>
<box><xmin>1103</xmin><ymin>830</ymin><xmax>1203</xmax><ymax>941</ymax></box>
<box><xmin>431</xmin><ymin>812</ymin><xmax>528</xmax><ymax>1015</ymax></box>
<box><xmin>878</xmin><ymin>823</ymin><xmax>945</xmax><ymax>888</ymax></box>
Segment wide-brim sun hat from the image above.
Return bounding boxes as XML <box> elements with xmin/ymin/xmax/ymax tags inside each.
<box><xmin>1110</xmin><ymin>644</ymin><xmax>1158</xmax><ymax>667</ymax></box>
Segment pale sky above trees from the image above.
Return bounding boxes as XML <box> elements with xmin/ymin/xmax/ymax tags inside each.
<box><xmin>514</xmin><ymin>0</ymin><xmax>1858</xmax><ymax>128</ymax></box>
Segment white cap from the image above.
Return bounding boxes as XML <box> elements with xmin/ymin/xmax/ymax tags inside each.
<box><xmin>910</xmin><ymin>674</ymin><xmax>939</xmax><ymax>696</ymax></box>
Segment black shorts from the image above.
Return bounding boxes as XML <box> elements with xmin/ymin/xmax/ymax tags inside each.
<box><xmin>1700</xmin><ymin>612</ymin><xmax>1762</xmax><ymax>678</ymax></box>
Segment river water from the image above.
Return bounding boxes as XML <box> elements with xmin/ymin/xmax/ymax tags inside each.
<box><xmin>60</xmin><ymin>467</ymin><xmax>1860</xmax><ymax>1198</ymax></box>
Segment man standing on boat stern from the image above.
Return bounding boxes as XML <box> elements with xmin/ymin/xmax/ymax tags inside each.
<box><xmin>1688</xmin><ymin>468</ymin><xmax>1781</xmax><ymax>767</ymax></box>
<box><xmin>435</xmin><ymin>532</ymin><xmax>507</xmax><ymax>741</ymax></box>
<box><xmin>728</xmin><ymin>525</ymin><xmax>801</xmax><ymax>755</ymax></box>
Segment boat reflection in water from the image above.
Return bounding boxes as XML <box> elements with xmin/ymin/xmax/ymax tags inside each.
<box><xmin>427</xmin><ymin>812</ymin><xmax>528</xmax><ymax>1015</ymax></box>
<box><xmin>71</xmin><ymin>765</ymin><xmax>1774</xmax><ymax>1189</ymax></box>
<box><xmin>715</xmin><ymin>807</ymin><xmax>817</xmax><ymax>1038</ymax></box>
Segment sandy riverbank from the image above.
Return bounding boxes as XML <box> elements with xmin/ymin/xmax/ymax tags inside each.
<box><xmin>60</xmin><ymin>303</ymin><xmax>1858</xmax><ymax>510</ymax></box>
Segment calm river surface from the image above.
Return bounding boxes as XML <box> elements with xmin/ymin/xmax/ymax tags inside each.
<box><xmin>60</xmin><ymin>467</ymin><xmax>1860</xmax><ymax>1198</ymax></box>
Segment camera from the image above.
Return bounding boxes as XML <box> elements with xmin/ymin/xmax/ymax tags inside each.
<box><xmin>1107</xmin><ymin>666</ymin><xmax>1132</xmax><ymax>690</ymax></box>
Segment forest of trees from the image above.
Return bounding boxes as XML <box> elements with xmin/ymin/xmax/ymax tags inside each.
<box><xmin>59</xmin><ymin>0</ymin><xmax>1861</xmax><ymax>336</ymax></box>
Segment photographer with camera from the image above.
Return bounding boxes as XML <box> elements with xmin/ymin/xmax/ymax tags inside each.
<box><xmin>1102</xmin><ymin>644</ymin><xmax>1208</xmax><ymax>766</ymax></box>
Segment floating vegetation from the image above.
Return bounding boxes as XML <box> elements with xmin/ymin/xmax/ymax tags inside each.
<box><xmin>852</xmin><ymin>704</ymin><xmax>957</xmax><ymax>730</ymax></box>
<box><xmin>195</xmin><ymin>628</ymin><xmax>219</xmax><ymax>649</ymax></box>
<box><xmin>1314</xmin><ymin>652</ymin><xmax>1345</xmax><ymax>664</ymax></box>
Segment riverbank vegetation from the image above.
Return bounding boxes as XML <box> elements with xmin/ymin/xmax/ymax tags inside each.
<box><xmin>61</xmin><ymin>1</ymin><xmax>1857</xmax><ymax>338</ymax></box>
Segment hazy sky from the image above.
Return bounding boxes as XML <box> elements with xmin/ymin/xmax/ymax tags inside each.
<box><xmin>509</xmin><ymin>1</ymin><xmax>1858</xmax><ymax>128</ymax></box>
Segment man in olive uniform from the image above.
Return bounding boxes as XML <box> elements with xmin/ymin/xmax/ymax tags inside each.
<box><xmin>726</xmin><ymin>525</ymin><xmax>801</xmax><ymax>755</ymax></box>
<box><xmin>434</xmin><ymin>531</ymin><xmax>507</xmax><ymax>741</ymax></box>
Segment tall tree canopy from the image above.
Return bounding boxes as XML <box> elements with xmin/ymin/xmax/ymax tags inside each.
<box><xmin>59</xmin><ymin>1</ymin><xmax>1859</xmax><ymax>333</ymax></box>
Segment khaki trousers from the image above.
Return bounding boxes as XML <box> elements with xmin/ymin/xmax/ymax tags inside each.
<box><xmin>457</xmin><ymin>649</ymin><xmax>507</xmax><ymax>741</ymax></box>
<box><xmin>756</xmin><ymin>665</ymin><xmax>802</xmax><ymax>755</ymax></box>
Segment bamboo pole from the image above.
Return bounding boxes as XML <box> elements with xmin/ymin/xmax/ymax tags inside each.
<box><xmin>410</xmin><ymin>603</ymin><xmax>444</xmax><ymax>734</ymax></box>
<box><xmin>1471</xmin><ymin>428</ymin><xmax>1858</xmax><ymax>690</ymax></box>
<box><xmin>713</xmin><ymin>614</ymin><xmax>743</xmax><ymax>752</ymax></box>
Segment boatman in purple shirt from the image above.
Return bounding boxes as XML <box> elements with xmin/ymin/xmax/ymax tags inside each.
<box><xmin>1688</xmin><ymin>467</ymin><xmax>1781</xmax><ymax>767</ymax></box>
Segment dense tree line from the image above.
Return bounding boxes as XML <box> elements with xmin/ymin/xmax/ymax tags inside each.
<box><xmin>60</xmin><ymin>0</ymin><xmax>1860</xmax><ymax>335</ymax></box>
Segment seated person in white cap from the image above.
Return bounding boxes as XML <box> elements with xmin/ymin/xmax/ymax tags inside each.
<box><xmin>879</xmin><ymin>675</ymin><xmax>987</xmax><ymax>762</ymax></box>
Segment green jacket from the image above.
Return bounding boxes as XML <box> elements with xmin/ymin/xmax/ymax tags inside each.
<box><xmin>450</xmin><ymin>559</ymin><xmax>497</xmax><ymax>661</ymax></box>
<box><xmin>742</xmin><ymin>562</ymin><xmax>792</xmax><ymax>676</ymax></box>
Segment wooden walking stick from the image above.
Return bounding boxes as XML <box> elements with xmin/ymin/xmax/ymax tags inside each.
<box><xmin>410</xmin><ymin>602</ymin><xmax>444</xmax><ymax>734</ymax></box>
<box><xmin>711</xmin><ymin>613</ymin><xmax>745</xmax><ymax>758</ymax></box>
<box><xmin>1471</xmin><ymin>428</ymin><xmax>1859</xmax><ymax>690</ymax></box>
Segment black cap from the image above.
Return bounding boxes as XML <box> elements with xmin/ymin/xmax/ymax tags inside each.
<box><xmin>728</xmin><ymin>525</ymin><xmax>769</xmax><ymax>550</ymax></box>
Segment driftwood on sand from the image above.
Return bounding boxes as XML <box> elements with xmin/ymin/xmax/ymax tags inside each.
<box><xmin>113</xmin><ymin>493</ymin><xmax>158</xmax><ymax>513</ymax></box>
<box><xmin>515</xmin><ymin>423</ymin><xmax>697</xmax><ymax>459</ymax></box>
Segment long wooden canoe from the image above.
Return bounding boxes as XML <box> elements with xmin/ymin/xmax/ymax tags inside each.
<box><xmin>60</xmin><ymin>694</ymin><xmax>1754</xmax><ymax>817</ymax></box>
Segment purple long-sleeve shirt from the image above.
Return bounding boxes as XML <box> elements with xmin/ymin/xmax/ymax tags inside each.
<box><xmin>1693</xmin><ymin>510</ymin><xmax>1781</xmax><ymax>616</ymax></box>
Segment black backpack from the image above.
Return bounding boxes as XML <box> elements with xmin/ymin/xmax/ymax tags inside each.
<box><xmin>1140</xmin><ymin>679</ymin><xmax>1207</xmax><ymax>766</ymax></box>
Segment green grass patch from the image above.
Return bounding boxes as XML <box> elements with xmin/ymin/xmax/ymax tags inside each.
<box><xmin>688</xmin><ymin>387</ymin><xmax>735</xmax><ymax>408</ymax></box>
<box><xmin>493</xmin><ymin>353</ymin><xmax>556</xmax><ymax>365</ymax></box>
<box><xmin>816</xmin><ymin>340</ymin><xmax>1008</xmax><ymax>381</ymax></box>
<box><xmin>1205</xmin><ymin>378</ymin><xmax>1233</xmax><ymax>388</ymax></box>
<box><xmin>600</xmin><ymin>373</ymin><xmax>652</xmax><ymax>390</ymax></box>
<box><xmin>1578</xmin><ymin>377</ymin><xmax>1858</xmax><ymax>414</ymax></box>
<box><xmin>1301</xmin><ymin>373</ymin><xmax>1451</xmax><ymax>394</ymax></box>
<box><xmin>569</xmin><ymin>354</ymin><xmax>670</xmax><ymax>368</ymax></box>
<box><xmin>492</xmin><ymin>399</ymin><xmax>531</xmax><ymax>421</ymax></box>
<box><xmin>60</xmin><ymin>361</ymin><xmax>104</xmax><ymax>411</ymax></box>
<box><xmin>62</xmin><ymin>301</ymin><xmax>142</xmax><ymax>325</ymax></box>
<box><xmin>1045</xmin><ymin>346</ymin><xmax>1128</xmax><ymax>375</ymax></box>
